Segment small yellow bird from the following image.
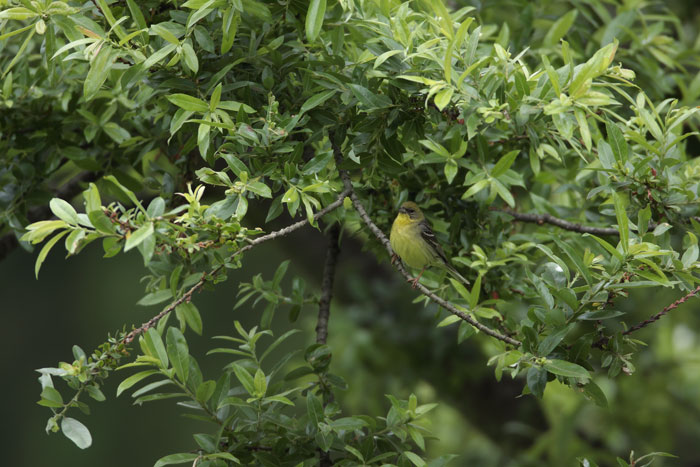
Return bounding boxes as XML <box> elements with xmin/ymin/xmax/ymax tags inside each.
<box><xmin>390</xmin><ymin>201</ymin><xmax>470</xmax><ymax>288</ymax></box>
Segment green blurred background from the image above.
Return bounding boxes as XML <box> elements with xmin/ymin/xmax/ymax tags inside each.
<box><xmin>3</xmin><ymin>222</ymin><xmax>700</xmax><ymax>466</ymax></box>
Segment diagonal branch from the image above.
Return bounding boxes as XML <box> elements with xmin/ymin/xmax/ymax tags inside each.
<box><xmin>123</xmin><ymin>188</ymin><xmax>351</xmax><ymax>344</ymax></box>
<box><xmin>316</xmin><ymin>224</ymin><xmax>341</xmax><ymax>345</ymax></box>
<box><xmin>593</xmin><ymin>285</ymin><xmax>700</xmax><ymax>348</ymax></box>
<box><xmin>330</xmin><ymin>135</ymin><xmax>520</xmax><ymax>347</ymax></box>
<box><xmin>494</xmin><ymin>209</ymin><xmax>620</xmax><ymax>236</ymax></box>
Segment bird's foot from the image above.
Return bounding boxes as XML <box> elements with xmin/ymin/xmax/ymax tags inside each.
<box><xmin>391</xmin><ymin>253</ymin><xmax>399</xmax><ymax>265</ymax></box>
<box><xmin>408</xmin><ymin>277</ymin><xmax>420</xmax><ymax>289</ymax></box>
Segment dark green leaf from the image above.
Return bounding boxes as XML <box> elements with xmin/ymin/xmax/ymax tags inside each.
<box><xmin>305</xmin><ymin>0</ymin><xmax>326</xmax><ymax>43</ymax></box>
<box><xmin>544</xmin><ymin>359</ymin><xmax>590</xmax><ymax>379</ymax></box>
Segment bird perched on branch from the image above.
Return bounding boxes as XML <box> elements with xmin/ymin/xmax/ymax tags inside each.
<box><xmin>390</xmin><ymin>201</ymin><xmax>470</xmax><ymax>288</ymax></box>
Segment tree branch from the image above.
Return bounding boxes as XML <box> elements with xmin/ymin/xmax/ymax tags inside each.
<box><xmin>593</xmin><ymin>285</ymin><xmax>700</xmax><ymax>348</ymax></box>
<box><xmin>330</xmin><ymin>134</ymin><xmax>520</xmax><ymax>347</ymax></box>
<box><xmin>123</xmin><ymin>188</ymin><xmax>351</xmax><ymax>344</ymax></box>
<box><xmin>494</xmin><ymin>209</ymin><xmax>620</xmax><ymax>236</ymax></box>
<box><xmin>316</xmin><ymin>224</ymin><xmax>341</xmax><ymax>345</ymax></box>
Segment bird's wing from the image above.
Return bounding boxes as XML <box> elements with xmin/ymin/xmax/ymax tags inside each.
<box><xmin>418</xmin><ymin>220</ymin><xmax>448</xmax><ymax>264</ymax></box>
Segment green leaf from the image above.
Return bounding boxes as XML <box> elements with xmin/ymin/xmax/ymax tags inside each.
<box><xmin>527</xmin><ymin>366</ymin><xmax>547</xmax><ymax>398</ymax></box>
<box><xmin>543</xmin><ymin>10</ymin><xmax>577</xmax><ymax>47</ymax></box>
<box><xmin>230</xmin><ymin>363</ymin><xmax>256</xmax><ymax>396</ymax></box>
<box><xmin>50</xmin><ymin>198</ymin><xmax>79</xmax><ymax>225</ymax></box>
<box><xmin>264</xmin><ymin>395</ymin><xmax>295</xmax><ymax>406</ymax></box>
<box><xmin>282</xmin><ymin>187</ymin><xmax>298</xmax><ymax>204</ymax></box>
<box><xmin>468</xmin><ymin>274</ymin><xmax>482</xmax><ymax>309</ymax></box>
<box><xmin>462</xmin><ymin>179</ymin><xmax>488</xmax><ymax>199</ymax></box>
<box><xmin>491</xmin><ymin>150</ymin><xmax>519</xmax><ymax>178</ymax></box>
<box><xmin>151</xmin><ymin>24</ymin><xmax>179</xmax><ymax>44</ymax></box>
<box><xmin>124</xmin><ymin>222</ymin><xmax>154</xmax><ymax>252</ymax></box>
<box><xmin>144</xmin><ymin>328</ymin><xmax>169</xmax><ymax>369</ymax></box>
<box><xmin>348</xmin><ymin>83</ymin><xmax>392</xmax><ymax>109</ymax></box>
<box><xmin>85</xmin><ymin>385</ymin><xmax>106</xmax><ymax>402</ymax></box>
<box><xmin>209</xmin><ymin>83</ymin><xmax>222</xmax><ymax>111</ymax></box>
<box><xmin>305</xmin><ymin>0</ymin><xmax>326</xmax><ymax>43</ymax></box>
<box><xmin>302</xmin><ymin>151</ymin><xmax>332</xmax><ymax>174</ymax></box>
<box><xmin>253</xmin><ymin>368</ymin><xmax>267</xmax><ymax>398</ymax></box>
<box><xmin>612</xmin><ymin>192</ymin><xmax>629</xmax><ymax>254</ymax></box>
<box><xmin>638</xmin><ymin>205</ymin><xmax>651</xmax><ymax>237</ymax></box>
<box><xmin>653</xmin><ymin>223</ymin><xmax>672</xmax><ymax>236</ymax></box>
<box><xmin>434</xmin><ymin>87</ymin><xmax>453</xmax><ymax>111</ymax></box>
<box><xmin>606</xmin><ymin>121</ymin><xmax>628</xmax><ymax>164</ymax></box>
<box><xmin>167</xmin><ymin>93</ymin><xmax>209</xmax><ymax>112</ymax></box>
<box><xmin>307</xmin><ymin>391</ymin><xmax>324</xmax><ymax>426</ymax></box>
<box><xmin>587</xmin><ymin>234</ymin><xmax>624</xmax><ymax>262</ymax></box>
<box><xmin>196</xmin><ymin>380</ymin><xmax>216</xmax><ymax>403</ymax></box>
<box><xmin>491</xmin><ymin>179</ymin><xmax>515</xmax><ymax>207</ymax></box>
<box><xmin>2</xmin><ymin>28</ymin><xmax>35</xmax><ymax>76</ymax></box>
<box><xmin>300</xmin><ymin>90</ymin><xmax>336</xmax><ymax>114</ymax></box>
<box><xmin>551</xmin><ymin>237</ymin><xmax>592</xmax><ymax>285</ymax></box>
<box><xmin>682</xmin><ymin>244</ymin><xmax>699</xmax><ymax>269</ymax></box>
<box><xmin>143</xmin><ymin>43</ymin><xmax>177</xmax><ymax>68</ymax></box>
<box><xmin>449</xmin><ymin>278</ymin><xmax>470</xmax><ymax>302</ymax></box>
<box><xmin>154</xmin><ymin>453</ymin><xmax>199</xmax><ymax>467</ymax></box>
<box><xmin>116</xmin><ymin>370</ymin><xmax>159</xmax><ymax>397</ymax></box>
<box><xmin>176</xmin><ymin>303</ymin><xmax>203</xmax><ymax>335</ymax></box>
<box><xmin>40</xmin><ymin>387</ymin><xmax>63</xmax><ymax>406</ymax></box>
<box><xmin>583</xmin><ymin>381</ymin><xmax>608</xmax><ymax>407</ymax></box>
<box><xmin>61</xmin><ymin>417</ymin><xmax>92</xmax><ymax>449</ymax></box>
<box><xmin>330</xmin><ymin>417</ymin><xmax>368</xmax><ymax>432</ymax></box>
<box><xmin>419</xmin><ymin>138</ymin><xmax>451</xmax><ymax>158</ymax></box>
<box><xmin>569</xmin><ymin>41</ymin><xmax>617</xmax><ymax>98</ymax></box>
<box><xmin>126</xmin><ymin>0</ymin><xmax>147</xmax><ymax>31</ymax></box>
<box><xmin>198</xmin><ymin>122</ymin><xmax>211</xmax><ymax>156</ymax></box>
<box><xmin>181</xmin><ymin>41</ymin><xmax>198</xmax><ymax>73</ymax></box>
<box><xmin>579</xmin><ymin>310</ymin><xmax>625</xmax><ymax>320</ymax></box>
<box><xmin>457</xmin><ymin>321</ymin><xmax>476</xmax><ymax>343</ymax></box>
<box><xmin>437</xmin><ymin>315</ymin><xmax>461</xmax><ymax>327</ymax></box>
<box><xmin>84</xmin><ymin>45</ymin><xmax>113</xmax><ymax>100</ymax></box>
<box><xmin>537</xmin><ymin>326</ymin><xmax>570</xmax><ymax>356</ymax></box>
<box><xmin>166</xmin><ymin>327</ymin><xmax>189</xmax><ymax>383</ymax></box>
<box><xmin>205</xmin><ymin>452</ymin><xmax>240</xmax><ymax>464</ymax></box>
<box><xmin>35</xmin><ymin>231</ymin><xmax>69</xmax><ymax>278</ymax></box>
<box><xmin>403</xmin><ymin>451</ymin><xmax>427</xmax><ymax>467</ymax></box>
<box><xmin>374</xmin><ymin>49</ymin><xmax>402</xmax><ymax>69</ymax></box>
<box><xmin>530</xmin><ymin>274</ymin><xmax>554</xmax><ymax>309</ymax></box>
<box><xmin>544</xmin><ymin>359</ymin><xmax>590</xmax><ymax>379</ymax></box>
<box><xmin>0</xmin><ymin>7</ymin><xmax>38</xmax><ymax>20</ymax></box>
<box><xmin>137</xmin><ymin>289</ymin><xmax>173</xmax><ymax>306</ymax></box>
<box><xmin>445</xmin><ymin>159</ymin><xmax>459</xmax><ymax>184</ymax></box>
<box><xmin>220</xmin><ymin>8</ymin><xmax>239</xmax><ymax>54</ymax></box>
<box><xmin>221</xmin><ymin>154</ymin><xmax>247</xmax><ymax>175</ymax></box>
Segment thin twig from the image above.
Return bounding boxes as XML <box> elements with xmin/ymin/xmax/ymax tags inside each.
<box><xmin>316</xmin><ymin>225</ymin><xmax>341</xmax><ymax>345</ymax></box>
<box><xmin>330</xmin><ymin>133</ymin><xmax>520</xmax><ymax>347</ymax></box>
<box><xmin>593</xmin><ymin>285</ymin><xmax>700</xmax><ymax>348</ymax></box>
<box><xmin>494</xmin><ymin>208</ymin><xmax>620</xmax><ymax>236</ymax></box>
<box><xmin>622</xmin><ymin>286</ymin><xmax>700</xmax><ymax>334</ymax></box>
<box><xmin>123</xmin><ymin>188</ymin><xmax>351</xmax><ymax>344</ymax></box>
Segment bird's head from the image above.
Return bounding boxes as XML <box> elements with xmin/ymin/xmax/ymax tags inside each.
<box><xmin>396</xmin><ymin>201</ymin><xmax>425</xmax><ymax>223</ymax></box>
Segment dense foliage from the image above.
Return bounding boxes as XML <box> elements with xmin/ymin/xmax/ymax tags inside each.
<box><xmin>2</xmin><ymin>0</ymin><xmax>699</xmax><ymax>465</ymax></box>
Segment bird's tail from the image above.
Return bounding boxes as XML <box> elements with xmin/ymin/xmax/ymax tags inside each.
<box><xmin>444</xmin><ymin>263</ymin><xmax>470</xmax><ymax>286</ymax></box>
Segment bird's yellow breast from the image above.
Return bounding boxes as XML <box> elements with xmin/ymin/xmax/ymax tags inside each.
<box><xmin>390</xmin><ymin>215</ymin><xmax>435</xmax><ymax>269</ymax></box>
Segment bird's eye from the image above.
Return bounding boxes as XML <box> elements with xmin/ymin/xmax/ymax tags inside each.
<box><xmin>405</xmin><ymin>208</ymin><xmax>414</xmax><ymax>213</ymax></box>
